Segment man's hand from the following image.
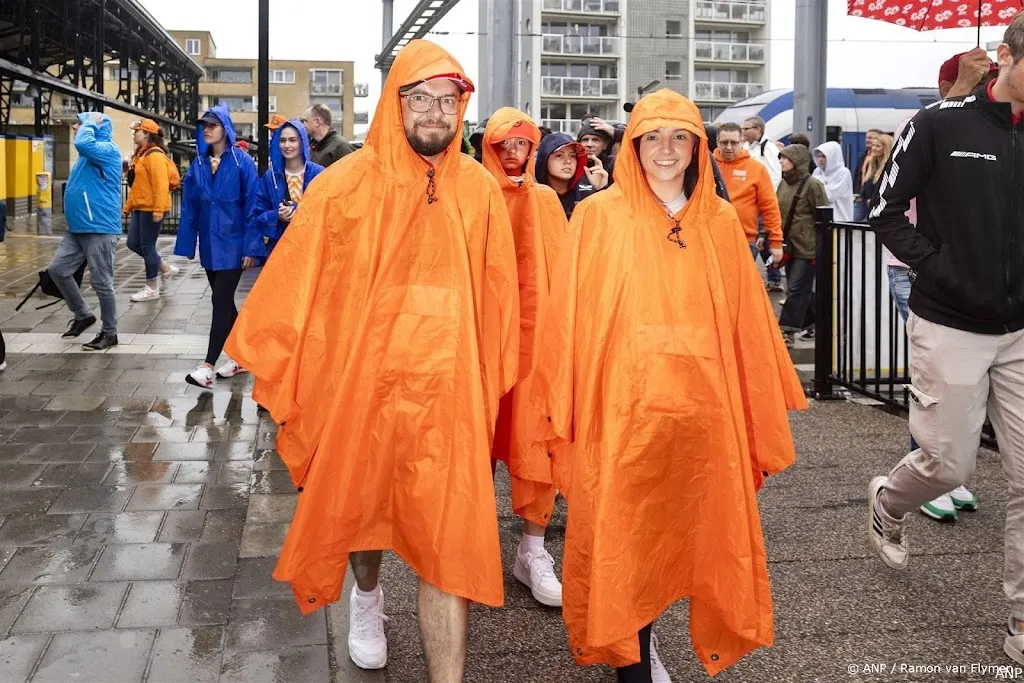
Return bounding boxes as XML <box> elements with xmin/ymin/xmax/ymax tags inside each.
<box><xmin>756</xmin><ymin>236</ymin><xmax>765</xmax><ymax>251</ymax></box>
<box><xmin>152</xmin><ymin>212</ymin><xmax>164</xmax><ymax>223</ymax></box>
<box><xmin>587</xmin><ymin>117</ymin><xmax>616</xmax><ymax>138</ymax></box>
<box><xmin>584</xmin><ymin>155</ymin><xmax>609</xmax><ymax>190</ymax></box>
<box><xmin>947</xmin><ymin>48</ymin><xmax>992</xmax><ymax>98</ymax></box>
<box><xmin>770</xmin><ymin>247</ymin><xmax>784</xmax><ymax>264</ymax></box>
<box><xmin>241</xmin><ymin>257</ymin><xmax>258</xmax><ymax>270</ymax></box>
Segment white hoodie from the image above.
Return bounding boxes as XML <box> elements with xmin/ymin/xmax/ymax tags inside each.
<box><xmin>811</xmin><ymin>140</ymin><xmax>855</xmax><ymax>222</ymax></box>
<box><xmin>745</xmin><ymin>136</ymin><xmax>782</xmax><ymax>190</ymax></box>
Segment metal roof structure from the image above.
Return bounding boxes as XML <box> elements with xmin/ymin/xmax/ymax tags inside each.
<box><xmin>374</xmin><ymin>0</ymin><xmax>462</xmax><ymax>73</ymax></box>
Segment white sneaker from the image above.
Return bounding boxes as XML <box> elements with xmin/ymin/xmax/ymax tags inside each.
<box><xmin>920</xmin><ymin>493</ymin><xmax>958</xmax><ymax>522</ymax></box>
<box><xmin>130</xmin><ymin>285</ymin><xmax>160</xmax><ymax>302</ymax></box>
<box><xmin>161</xmin><ymin>263</ymin><xmax>180</xmax><ymax>280</ymax></box>
<box><xmin>1006</xmin><ymin>618</ymin><xmax>1024</xmax><ymax>665</ymax></box>
<box><xmin>949</xmin><ymin>485</ymin><xmax>978</xmax><ymax>511</ymax></box>
<box><xmin>215</xmin><ymin>358</ymin><xmax>247</xmax><ymax>378</ymax></box>
<box><xmin>0</xmin><ymin>361</ymin><xmax>6</xmax><ymax>372</ymax></box>
<box><xmin>513</xmin><ymin>544</ymin><xmax>563</xmax><ymax>607</ymax></box>
<box><xmin>348</xmin><ymin>586</ymin><xmax>388</xmax><ymax>670</ymax></box>
<box><xmin>185</xmin><ymin>364</ymin><xmax>215</xmax><ymax>389</ymax></box>
<box><xmin>650</xmin><ymin>632</ymin><xmax>672</xmax><ymax>682</ymax></box>
<box><xmin>868</xmin><ymin>476</ymin><xmax>909</xmax><ymax>570</ymax></box>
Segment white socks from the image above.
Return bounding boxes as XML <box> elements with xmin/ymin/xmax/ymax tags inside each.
<box><xmin>520</xmin><ymin>533</ymin><xmax>545</xmax><ymax>554</ymax></box>
<box><xmin>355</xmin><ymin>585</ymin><xmax>382</xmax><ymax>600</ymax></box>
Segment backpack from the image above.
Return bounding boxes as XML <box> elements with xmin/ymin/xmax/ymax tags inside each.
<box><xmin>16</xmin><ymin>262</ymin><xmax>87</xmax><ymax>311</ymax></box>
<box><xmin>127</xmin><ymin>148</ymin><xmax>181</xmax><ymax>192</ymax></box>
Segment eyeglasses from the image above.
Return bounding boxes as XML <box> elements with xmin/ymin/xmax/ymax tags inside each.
<box><xmin>718</xmin><ymin>140</ymin><xmax>741</xmax><ymax>147</ymax></box>
<box><xmin>401</xmin><ymin>94</ymin><xmax>459</xmax><ymax>115</ymax></box>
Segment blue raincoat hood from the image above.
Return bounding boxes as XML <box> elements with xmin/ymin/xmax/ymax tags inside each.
<box><xmin>270</xmin><ymin>120</ymin><xmax>313</xmax><ymax>173</ymax></box>
<box><xmin>196</xmin><ymin>104</ymin><xmax>237</xmax><ymax>155</ymax></box>
<box><xmin>535</xmin><ymin>132</ymin><xmax>584</xmax><ymax>188</ymax></box>
<box><xmin>77</xmin><ymin>112</ymin><xmax>114</xmax><ymax>141</ymax></box>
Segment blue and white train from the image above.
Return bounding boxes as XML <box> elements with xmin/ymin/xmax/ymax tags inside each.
<box><xmin>713</xmin><ymin>87</ymin><xmax>941</xmax><ymax>171</ymax></box>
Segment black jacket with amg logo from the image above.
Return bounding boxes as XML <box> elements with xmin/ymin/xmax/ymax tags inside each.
<box><xmin>870</xmin><ymin>83</ymin><xmax>1024</xmax><ymax>335</ymax></box>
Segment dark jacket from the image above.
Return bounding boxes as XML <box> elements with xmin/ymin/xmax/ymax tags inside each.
<box><xmin>577</xmin><ymin>119</ymin><xmax>617</xmax><ymax>185</ymax></box>
<box><xmin>309</xmin><ymin>129</ymin><xmax>355</xmax><ymax>168</ymax></box>
<box><xmin>777</xmin><ymin>144</ymin><xmax>829</xmax><ymax>260</ymax></box>
<box><xmin>870</xmin><ymin>84</ymin><xmax>1024</xmax><ymax>334</ymax></box>
<box><xmin>536</xmin><ymin>132</ymin><xmax>596</xmax><ymax>219</ymax></box>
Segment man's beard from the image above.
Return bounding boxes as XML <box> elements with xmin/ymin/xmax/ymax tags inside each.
<box><xmin>407</xmin><ymin>121</ymin><xmax>455</xmax><ymax>157</ymax></box>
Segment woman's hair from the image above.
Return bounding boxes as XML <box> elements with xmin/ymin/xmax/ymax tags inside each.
<box><xmin>139</xmin><ymin>128</ymin><xmax>169</xmax><ymax>154</ymax></box>
<box><xmin>632</xmin><ymin>134</ymin><xmax>701</xmax><ymax>199</ymax></box>
<box><xmin>865</xmin><ymin>134</ymin><xmax>893</xmax><ymax>183</ymax></box>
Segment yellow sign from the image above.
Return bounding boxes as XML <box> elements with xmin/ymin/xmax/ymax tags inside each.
<box><xmin>36</xmin><ymin>172</ymin><xmax>52</xmax><ymax>209</ymax></box>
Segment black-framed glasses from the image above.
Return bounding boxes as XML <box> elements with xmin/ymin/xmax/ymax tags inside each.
<box><xmin>718</xmin><ymin>139</ymin><xmax>741</xmax><ymax>147</ymax></box>
<box><xmin>401</xmin><ymin>94</ymin><xmax>459</xmax><ymax>115</ymax></box>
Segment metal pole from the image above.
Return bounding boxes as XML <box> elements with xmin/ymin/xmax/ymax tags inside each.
<box><xmin>382</xmin><ymin>0</ymin><xmax>394</xmax><ymax>88</ymax></box>
<box><xmin>257</xmin><ymin>0</ymin><xmax>269</xmax><ymax>173</ymax></box>
<box><xmin>813</xmin><ymin>206</ymin><xmax>836</xmax><ymax>400</ymax></box>
<box><xmin>793</xmin><ymin>0</ymin><xmax>827</xmax><ymax>147</ymax></box>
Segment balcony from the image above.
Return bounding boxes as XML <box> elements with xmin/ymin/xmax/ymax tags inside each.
<box><xmin>542</xmin><ymin>34</ymin><xmax>620</xmax><ymax>58</ymax></box>
<box><xmin>694</xmin><ymin>0</ymin><xmax>766</xmax><ymax>25</ymax></box>
<box><xmin>542</xmin><ymin>0</ymin><xmax>620</xmax><ymax>14</ymax></box>
<box><xmin>693</xmin><ymin>81</ymin><xmax>763</xmax><ymax>102</ymax></box>
<box><xmin>311</xmin><ymin>83</ymin><xmax>343</xmax><ymax>95</ymax></box>
<box><xmin>541</xmin><ymin>118</ymin><xmax>583</xmax><ymax>134</ymax></box>
<box><xmin>694</xmin><ymin>41</ymin><xmax>766</xmax><ymax>64</ymax></box>
<box><xmin>542</xmin><ymin>76</ymin><xmax>619</xmax><ymax>98</ymax></box>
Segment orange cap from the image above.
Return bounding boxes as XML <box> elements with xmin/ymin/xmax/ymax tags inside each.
<box><xmin>131</xmin><ymin>118</ymin><xmax>161</xmax><ymax>135</ymax></box>
<box><xmin>265</xmin><ymin>115</ymin><xmax>288</xmax><ymax>130</ymax></box>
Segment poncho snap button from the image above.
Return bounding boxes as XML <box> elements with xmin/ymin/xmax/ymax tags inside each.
<box><xmin>711</xmin><ymin>654</ymin><xmax>719</xmax><ymax>661</ymax></box>
<box><xmin>308</xmin><ymin>597</ymin><xmax>316</xmax><ymax>604</ymax></box>
<box><xmin>297</xmin><ymin>486</ymin><xmax>304</xmax><ymax>493</ymax></box>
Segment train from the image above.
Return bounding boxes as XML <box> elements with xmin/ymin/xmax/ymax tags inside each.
<box><xmin>712</xmin><ymin>87</ymin><xmax>941</xmax><ymax>171</ymax></box>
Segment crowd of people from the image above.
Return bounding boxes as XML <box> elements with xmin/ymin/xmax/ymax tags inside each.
<box><xmin>1</xmin><ymin>14</ymin><xmax>1022</xmax><ymax>682</ymax></box>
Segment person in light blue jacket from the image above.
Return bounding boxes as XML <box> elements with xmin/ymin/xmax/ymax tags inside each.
<box><xmin>47</xmin><ymin>112</ymin><xmax>123</xmax><ymax>351</ymax></box>
<box><xmin>174</xmin><ymin>104</ymin><xmax>261</xmax><ymax>388</ymax></box>
<box><xmin>248</xmin><ymin>119</ymin><xmax>324</xmax><ymax>260</ymax></box>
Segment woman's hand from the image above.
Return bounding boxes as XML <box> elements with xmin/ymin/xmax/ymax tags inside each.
<box><xmin>584</xmin><ymin>155</ymin><xmax>609</xmax><ymax>191</ymax></box>
<box><xmin>241</xmin><ymin>257</ymin><xmax>258</xmax><ymax>270</ymax></box>
<box><xmin>152</xmin><ymin>212</ymin><xmax>164</xmax><ymax>223</ymax></box>
<box><xmin>277</xmin><ymin>203</ymin><xmax>295</xmax><ymax>223</ymax></box>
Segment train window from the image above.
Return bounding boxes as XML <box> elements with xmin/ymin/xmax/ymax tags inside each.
<box><xmin>826</xmin><ymin>126</ymin><xmax>842</xmax><ymax>143</ymax></box>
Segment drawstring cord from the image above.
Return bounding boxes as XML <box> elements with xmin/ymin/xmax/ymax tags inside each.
<box><xmin>667</xmin><ymin>215</ymin><xmax>686</xmax><ymax>249</ymax></box>
<box><xmin>426</xmin><ymin>169</ymin><xmax>437</xmax><ymax>204</ymax></box>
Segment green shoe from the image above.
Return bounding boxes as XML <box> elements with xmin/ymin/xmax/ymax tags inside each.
<box><xmin>949</xmin><ymin>486</ymin><xmax>978</xmax><ymax>511</ymax></box>
<box><xmin>920</xmin><ymin>493</ymin><xmax>958</xmax><ymax>522</ymax></box>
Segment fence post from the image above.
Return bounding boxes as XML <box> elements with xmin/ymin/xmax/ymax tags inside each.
<box><xmin>813</xmin><ymin>206</ymin><xmax>835</xmax><ymax>400</ymax></box>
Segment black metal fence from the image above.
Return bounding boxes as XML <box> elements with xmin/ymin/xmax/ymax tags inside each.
<box><xmin>811</xmin><ymin>207</ymin><xmax>997</xmax><ymax>449</ymax></box>
<box><xmin>120</xmin><ymin>179</ymin><xmax>182</xmax><ymax>234</ymax></box>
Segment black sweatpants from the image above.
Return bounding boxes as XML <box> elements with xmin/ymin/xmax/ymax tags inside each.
<box><xmin>615</xmin><ymin>624</ymin><xmax>653</xmax><ymax>683</ymax></box>
<box><xmin>205</xmin><ymin>268</ymin><xmax>243</xmax><ymax>366</ymax></box>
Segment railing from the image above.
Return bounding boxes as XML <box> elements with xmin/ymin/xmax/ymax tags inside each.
<box><xmin>540</xmin><ymin>118</ymin><xmax>583</xmax><ymax>134</ymax></box>
<box><xmin>693</xmin><ymin>81</ymin><xmax>764</xmax><ymax>101</ymax></box>
<box><xmin>541</xmin><ymin>34</ymin><xmax>620</xmax><ymax>57</ymax></box>
<box><xmin>541</xmin><ymin>76</ymin><xmax>619</xmax><ymax>98</ymax></box>
<box><xmin>694</xmin><ymin>0</ymin><xmax>767</xmax><ymax>23</ymax></box>
<box><xmin>120</xmin><ymin>179</ymin><xmax>182</xmax><ymax>235</ymax></box>
<box><xmin>542</xmin><ymin>0</ymin><xmax>620</xmax><ymax>14</ymax></box>
<box><xmin>311</xmin><ymin>83</ymin><xmax>343</xmax><ymax>95</ymax></box>
<box><xmin>811</xmin><ymin>209</ymin><xmax>998</xmax><ymax>448</ymax></box>
<box><xmin>694</xmin><ymin>40</ymin><xmax>766</xmax><ymax>63</ymax></box>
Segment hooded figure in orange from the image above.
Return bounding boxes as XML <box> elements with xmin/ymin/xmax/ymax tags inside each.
<box><xmin>223</xmin><ymin>40</ymin><xmax>519</xmax><ymax>681</ymax></box>
<box><xmin>481</xmin><ymin>108</ymin><xmax>569</xmax><ymax>609</ymax></box>
<box><xmin>530</xmin><ymin>89</ymin><xmax>807</xmax><ymax>680</ymax></box>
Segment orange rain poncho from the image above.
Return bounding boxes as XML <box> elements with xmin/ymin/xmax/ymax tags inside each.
<box><xmin>530</xmin><ymin>89</ymin><xmax>807</xmax><ymax>675</ymax></box>
<box><xmin>224</xmin><ymin>40</ymin><xmax>520</xmax><ymax>612</ymax></box>
<box><xmin>482</xmin><ymin>108</ymin><xmax>569</xmax><ymax>525</ymax></box>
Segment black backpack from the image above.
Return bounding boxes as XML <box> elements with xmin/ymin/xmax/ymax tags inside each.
<box><xmin>16</xmin><ymin>263</ymin><xmax>87</xmax><ymax>311</ymax></box>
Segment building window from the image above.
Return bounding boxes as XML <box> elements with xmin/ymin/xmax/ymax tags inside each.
<box><xmin>666</xmin><ymin>20</ymin><xmax>681</xmax><ymax>36</ymax></box>
<box><xmin>209</xmin><ymin>68</ymin><xmax>252</xmax><ymax>84</ymax></box>
<box><xmin>310</xmin><ymin>69</ymin><xmax>343</xmax><ymax>95</ymax></box>
<box><xmin>310</xmin><ymin>96</ymin><xmax>343</xmax><ymax>120</ymax></box>
<box><xmin>211</xmin><ymin>96</ymin><xmax>255</xmax><ymax>113</ymax></box>
<box><xmin>268</xmin><ymin>96</ymin><xmax>277</xmax><ymax>112</ymax></box>
<box><xmin>665</xmin><ymin>61</ymin><xmax>682</xmax><ymax>79</ymax></box>
<box><xmin>185</xmin><ymin>39</ymin><xmax>201</xmax><ymax>55</ymax></box>
<box><xmin>270</xmin><ymin>69</ymin><xmax>295</xmax><ymax>84</ymax></box>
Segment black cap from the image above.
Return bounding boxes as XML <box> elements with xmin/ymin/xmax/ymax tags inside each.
<box><xmin>196</xmin><ymin>111</ymin><xmax>220</xmax><ymax>127</ymax></box>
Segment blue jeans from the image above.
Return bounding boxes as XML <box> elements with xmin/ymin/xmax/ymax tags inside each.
<box><xmin>48</xmin><ymin>232</ymin><xmax>119</xmax><ymax>335</ymax></box>
<box><xmin>888</xmin><ymin>265</ymin><xmax>919</xmax><ymax>451</ymax></box>
<box><xmin>127</xmin><ymin>211</ymin><xmax>163</xmax><ymax>281</ymax></box>
<box><xmin>778</xmin><ymin>258</ymin><xmax>815</xmax><ymax>331</ymax></box>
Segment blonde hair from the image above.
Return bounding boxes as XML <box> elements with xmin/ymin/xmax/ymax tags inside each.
<box><xmin>865</xmin><ymin>134</ymin><xmax>893</xmax><ymax>184</ymax></box>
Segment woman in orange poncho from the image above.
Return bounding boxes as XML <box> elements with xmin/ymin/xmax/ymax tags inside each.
<box><xmin>530</xmin><ymin>89</ymin><xmax>807</xmax><ymax>681</ymax></box>
<box><xmin>223</xmin><ymin>40</ymin><xmax>519</xmax><ymax>681</ymax></box>
<box><xmin>481</xmin><ymin>108</ymin><xmax>569</xmax><ymax>608</ymax></box>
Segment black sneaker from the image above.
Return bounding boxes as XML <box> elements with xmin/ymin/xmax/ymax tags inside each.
<box><xmin>800</xmin><ymin>328</ymin><xmax>816</xmax><ymax>340</ymax></box>
<box><xmin>62</xmin><ymin>315</ymin><xmax>97</xmax><ymax>339</ymax></box>
<box><xmin>83</xmin><ymin>333</ymin><xmax>118</xmax><ymax>351</ymax></box>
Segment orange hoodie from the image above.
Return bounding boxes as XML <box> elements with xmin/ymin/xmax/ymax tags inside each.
<box><xmin>529</xmin><ymin>89</ymin><xmax>806</xmax><ymax>675</ymax></box>
<box><xmin>123</xmin><ymin>145</ymin><xmax>172</xmax><ymax>215</ymax></box>
<box><xmin>482</xmin><ymin>107</ymin><xmax>569</xmax><ymax>526</ymax></box>
<box><xmin>223</xmin><ymin>40</ymin><xmax>520</xmax><ymax>612</ymax></box>
<box><xmin>713</xmin><ymin>147</ymin><xmax>782</xmax><ymax>248</ymax></box>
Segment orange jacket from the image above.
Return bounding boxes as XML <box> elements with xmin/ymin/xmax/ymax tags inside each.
<box><xmin>713</xmin><ymin>148</ymin><xmax>783</xmax><ymax>248</ymax></box>
<box><xmin>483</xmin><ymin>107</ymin><xmax>569</xmax><ymax>525</ymax></box>
<box><xmin>123</xmin><ymin>145</ymin><xmax>172</xmax><ymax>215</ymax></box>
<box><xmin>223</xmin><ymin>40</ymin><xmax>520</xmax><ymax>612</ymax></box>
<box><xmin>530</xmin><ymin>89</ymin><xmax>807</xmax><ymax>675</ymax></box>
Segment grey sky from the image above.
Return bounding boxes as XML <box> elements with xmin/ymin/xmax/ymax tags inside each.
<box><xmin>140</xmin><ymin>0</ymin><xmax>1009</xmax><ymax>135</ymax></box>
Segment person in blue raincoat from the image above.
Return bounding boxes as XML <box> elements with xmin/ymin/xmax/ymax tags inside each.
<box><xmin>174</xmin><ymin>104</ymin><xmax>261</xmax><ymax>389</ymax></box>
<box><xmin>249</xmin><ymin>119</ymin><xmax>324</xmax><ymax>259</ymax></box>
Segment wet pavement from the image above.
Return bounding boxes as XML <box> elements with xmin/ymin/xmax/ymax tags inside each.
<box><xmin>0</xmin><ymin>233</ymin><xmax>1017</xmax><ymax>682</ymax></box>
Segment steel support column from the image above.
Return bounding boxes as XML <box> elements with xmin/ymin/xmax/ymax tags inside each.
<box><xmin>382</xmin><ymin>0</ymin><xmax>394</xmax><ymax>87</ymax></box>
<box><xmin>257</xmin><ymin>0</ymin><xmax>270</xmax><ymax>172</ymax></box>
<box><xmin>793</xmin><ymin>0</ymin><xmax>828</xmax><ymax>148</ymax></box>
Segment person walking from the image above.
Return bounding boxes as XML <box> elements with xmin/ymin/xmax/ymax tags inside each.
<box><xmin>174</xmin><ymin>104</ymin><xmax>261</xmax><ymax>388</ymax></box>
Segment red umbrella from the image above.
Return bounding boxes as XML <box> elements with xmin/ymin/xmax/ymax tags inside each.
<box><xmin>847</xmin><ymin>0</ymin><xmax>1023</xmax><ymax>45</ymax></box>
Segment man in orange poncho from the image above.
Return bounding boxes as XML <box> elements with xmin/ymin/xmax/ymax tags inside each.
<box><xmin>530</xmin><ymin>89</ymin><xmax>807</xmax><ymax>681</ymax></box>
<box><xmin>481</xmin><ymin>108</ymin><xmax>569</xmax><ymax>608</ymax></box>
<box><xmin>223</xmin><ymin>40</ymin><xmax>519</xmax><ymax>681</ymax></box>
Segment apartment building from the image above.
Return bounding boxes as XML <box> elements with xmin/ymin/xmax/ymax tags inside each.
<box><xmin>479</xmin><ymin>0</ymin><xmax>769</xmax><ymax>133</ymax></box>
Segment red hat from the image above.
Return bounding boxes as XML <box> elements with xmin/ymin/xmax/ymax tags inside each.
<box><xmin>938</xmin><ymin>52</ymin><xmax>999</xmax><ymax>86</ymax></box>
<box><xmin>235</xmin><ymin>139</ymin><xmax>250</xmax><ymax>151</ymax></box>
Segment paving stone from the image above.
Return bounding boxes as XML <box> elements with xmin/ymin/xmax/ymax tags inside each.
<box><xmin>192</xmin><ymin>425</ymin><xmax>258</xmax><ymax>443</ymax></box>
<box><xmin>153</xmin><ymin>442</ymin><xmax>221</xmax><ymax>461</ymax></box>
<box><xmin>174</xmin><ymin>461</ymin><xmax>218</xmax><ymax>483</ymax></box>
<box><xmin>48</xmin><ymin>485</ymin><xmax>131</xmax><ymax>513</ymax></box>
<box><xmin>0</xmin><ymin>634</ymin><xmax>50</xmax><ymax>682</ymax></box>
<box><xmin>215</xmin><ymin>441</ymin><xmax>257</xmax><ymax>461</ymax></box>
<box><xmin>147</xmin><ymin>626</ymin><xmax>224</xmax><ymax>683</ymax></box>
<box><xmin>7</xmin><ymin>426</ymin><xmax>79</xmax><ymax>444</ymax></box>
<box><xmin>54</xmin><ymin>410</ymin><xmax>120</xmax><ymax>426</ymax></box>
<box><xmin>99</xmin><ymin>395</ymin><xmax>157</xmax><ymax>411</ymax></box>
<box><xmin>232</xmin><ymin>557</ymin><xmax>291</xmax><ymax>599</ymax></box>
<box><xmin>91</xmin><ymin>543</ymin><xmax>187</xmax><ymax>581</ymax></box>
<box><xmin>217</xmin><ymin>462</ymin><xmax>253</xmax><ymax>484</ymax></box>
<box><xmin>248</xmin><ymin>469</ymin><xmax>296</xmax><ymax>494</ymax></box>
<box><xmin>158</xmin><ymin>510</ymin><xmax>207</xmax><ymax>543</ymax></box>
<box><xmin>10</xmin><ymin>582</ymin><xmax>128</xmax><ymax>632</ymax></box>
<box><xmin>116</xmin><ymin>580</ymin><xmax>185</xmax><ymax>628</ymax></box>
<box><xmin>0</xmin><ymin>586</ymin><xmax>34</xmax><ymax>633</ymax></box>
<box><xmin>127</xmin><ymin>484</ymin><xmax>205</xmax><ymax>511</ymax></box>
<box><xmin>0</xmin><ymin>410</ymin><xmax>65</xmax><ymax>427</ymax></box>
<box><xmin>201</xmin><ymin>483</ymin><xmax>249</xmax><ymax>510</ymax></box>
<box><xmin>178</xmin><ymin>579</ymin><xmax>233</xmax><ymax>627</ymax></box>
<box><xmin>0</xmin><ymin>396</ymin><xmax>50</xmax><ymax>411</ymax></box>
<box><xmin>18</xmin><ymin>442</ymin><xmax>96</xmax><ymax>464</ymax></box>
<box><xmin>239</xmin><ymin>522</ymin><xmax>290</xmax><ymax>559</ymax></box>
<box><xmin>31</xmin><ymin>463</ymin><xmax>112</xmax><ymax>487</ymax></box>
<box><xmin>0</xmin><ymin>443</ymin><xmax>32</xmax><ymax>462</ymax></box>
<box><xmin>224</xmin><ymin>596</ymin><xmax>327</xmax><ymax>651</ymax></box>
<box><xmin>102</xmin><ymin>460</ymin><xmax>179</xmax><ymax>485</ymax></box>
<box><xmin>0</xmin><ymin>513</ymin><xmax>88</xmax><ymax>546</ymax></box>
<box><xmin>246</xmin><ymin>494</ymin><xmax>297</xmax><ymax>523</ymax></box>
<box><xmin>69</xmin><ymin>425</ymin><xmax>139</xmax><ymax>443</ymax></box>
<box><xmin>86</xmin><ymin>442</ymin><xmax>157</xmax><ymax>463</ymax></box>
<box><xmin>200</xmin><ymin>509</ymin><xmax>247</xmax><ymax>543</ymax></box>
<box><xmin>0</xmin><ymin>463</ymin><xmax>46</xmax><ymax>487</ymax></box>
<box><xmin>31</xmin><ymin>628</ymin><xmax>155</xmax><ymax>682</ymax></box>
<box><xmin>133</xmin><ymin>426</ymin><xmax>196</xmax><ymax>443</ymax></box>
<box><xmin>182</xmin><ymin>541</ymin><xmax>239</xmax><ymax>580</ymax></box>
<box><xmin>74</xmin><ymin>512</ymin><xmax>165</xmax><ymax>545</ymax></box>
<box><xmin>0</xmin><ymin>488</ymin><xmax>62</xmax><ymax>515</ymax></box>
<box><xmin>219</xmin><ymin>645</ymin><xmax>330</xmax><ymax>683</ymax></box>
<box><xmin>251</xmin><ymin>449</ymin><xmax>287</xmax><ymax>472</ymax></box>
<box><xmin>44</xmin><ymin>395</ymin><xmax>107</xmax><ymax>411</ymax></box>
<box><xmin>112</xmin><ymin>410</ymin><xmax>175</xmax><ymax>427</ymax></box>
<box><xmin>86</xmin><ymin>381</ymin><xmax>141</xmax><ymax>397</ymax></box>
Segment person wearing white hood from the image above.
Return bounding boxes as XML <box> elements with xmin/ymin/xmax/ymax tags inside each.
<box><xmin>811</xmin><ymin>141</ymin><xmax>854</xmax><ymax>223</ymax></box>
